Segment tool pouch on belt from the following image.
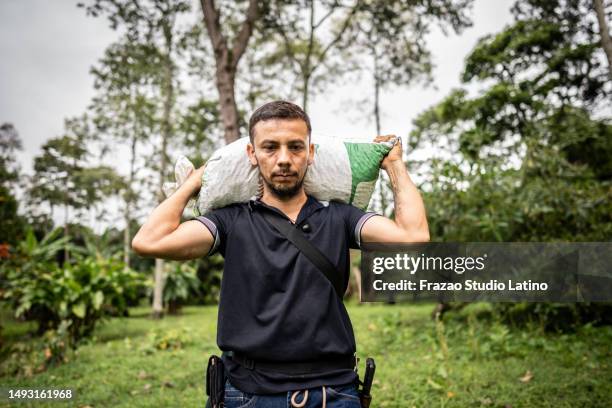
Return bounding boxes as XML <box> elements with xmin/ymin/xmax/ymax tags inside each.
<box><xmin>205</xmin><ymin>355</ymin><xmax>225</xmax><ymax>408</ymax></box>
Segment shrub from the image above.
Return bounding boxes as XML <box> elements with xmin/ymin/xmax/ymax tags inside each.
<box><xmin>140</xmin><ymin>327</ymin><xmax>192</xmax><ymax>354</ymax></box>
<box><xmin>162</xmin><ymin>262</ymin><xmax>201</xmax><ymax>314</ymax></box>
<box><xmin>0</xmin><ymin>228</ymin><xmax>71</xmax><ymax>334</ymax></box>
<box><xmin>1</xmin><ymin>228</ymin><xmax>147</xmax><ymax>345</ymax></box>
<box><xmin>195</xmin><ymin>254</ymin><xmax>224</xmax><ymax>304</ymax></box>
<box><xmin>0</xmin><ymin>320</ymin><xmax>73</xmax><ymax>378</ymax></box>
<box><xmin>492</xmin><ymin>302</ymin><xmax>612</xmax><ymax>332</ymax></box>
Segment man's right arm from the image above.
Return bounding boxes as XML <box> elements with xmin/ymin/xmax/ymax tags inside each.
<box><xmin>131</xmin><ymin>166</ymin><xmax>213</xmax><ymax>261</ymax></box>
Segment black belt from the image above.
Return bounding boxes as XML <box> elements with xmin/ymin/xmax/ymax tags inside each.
<box><xmin>228</xmin><ymin>351</ymin><xmax>357</xmax><ymax>375</ymax></box>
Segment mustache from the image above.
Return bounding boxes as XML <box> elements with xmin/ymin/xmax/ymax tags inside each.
<box><xmin>272</xmin><ymin>170</ymin><xmax>298</xmax><ymax>177</ymax></box>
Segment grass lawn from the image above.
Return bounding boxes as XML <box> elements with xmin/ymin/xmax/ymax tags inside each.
<box><xmin>1</xmin><ymin>302</ymin><xmax>611</xmax><ymax>407</ymax></box>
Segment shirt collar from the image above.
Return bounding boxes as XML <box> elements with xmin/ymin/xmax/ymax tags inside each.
<box><xmin>249</xmin><ymin>194</ymin><xmax>325</xmax><ymax>224</ymax></box>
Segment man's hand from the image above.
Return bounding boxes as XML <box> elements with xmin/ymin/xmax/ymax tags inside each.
<box><xmin>374</xmin><ymin>135</ymin><xmax>403</xmax><ymax>171</ymax></box>
<box><xmin>131</xmin><ymin>163</ymin><xmax>214</xmax><ymax>260</ymax></box>
<box><xmin>183</xmin><ymin>164</ymin><xmax>206</xmax><ymax>196</ymax></box>
<box><xmin>360</xmin><ymin>133</ymin><xmax>429</xmax><ymax>243</ymax></box>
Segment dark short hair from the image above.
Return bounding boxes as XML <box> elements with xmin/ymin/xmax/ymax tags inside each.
<box><xmin>248</xmin><ymin>100</ymin><xmax>312</xmax><ymax>143</ymax></box>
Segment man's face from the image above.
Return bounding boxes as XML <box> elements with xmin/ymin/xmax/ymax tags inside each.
<box><xmin>247</xmin><ymin>119</ymin><xmax>314</xmax><ymax>199</ymax></box>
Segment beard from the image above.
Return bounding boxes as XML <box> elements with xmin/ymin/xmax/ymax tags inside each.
<box><xmin>261</xmin><ymin>167</ymin><xmax>308</xmax><ymax>199</ymax></box>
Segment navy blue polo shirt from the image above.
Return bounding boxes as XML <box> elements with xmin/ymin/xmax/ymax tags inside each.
<box><xmin>195</xmin><ymin>195</ymin><xmax>377</xmax><ymax>394</ymax></box>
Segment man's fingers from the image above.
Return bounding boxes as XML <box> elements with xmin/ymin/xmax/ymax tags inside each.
<box><xmin>374</xmin><ymin>134</ymin><xmax>397</xmax><ymax>143</ymax></box>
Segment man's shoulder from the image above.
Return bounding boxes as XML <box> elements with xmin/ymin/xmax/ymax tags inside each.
<box><xmin>219</xmin><ymin>201</ymin><xmax>250</xmax><ymax>211</ymax></box>
<box><xmin>202</xmin><ymin>201</ymin><xmax>249</xmax><ymax>220</ymax></box>
<box><xmin>326</xmin><ymin>199</ymin><xmax>364</xmax><ymax>213</ymax></box>
<box><xmin>327</xmin><ymin>200</ymin><xmax>350</xmax><ymax>208</ymax></box>
<box><xmin>311</xmin><ymin>198</ymin><xmax>353</xmax><ymax>215</ymax></box>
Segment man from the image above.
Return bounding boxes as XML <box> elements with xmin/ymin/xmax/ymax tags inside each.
<box><xmin>132</xmin><ymin>101</ymin><xmax>429</xmax><ymax>407</ymax></box>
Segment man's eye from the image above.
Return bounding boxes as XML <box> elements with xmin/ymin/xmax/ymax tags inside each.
<box><xmin>289</xmin><ymin>144</ymin><xmax>304</xmax><ymax>151</ymax></box>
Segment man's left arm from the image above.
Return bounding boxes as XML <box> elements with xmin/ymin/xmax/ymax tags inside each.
<box><xmin>361</xmin><ymin>135</ymin><xmax>430</xmax><ymax>243</ymax></box>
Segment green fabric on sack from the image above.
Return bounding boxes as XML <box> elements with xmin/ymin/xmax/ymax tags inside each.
<box><xmin>344</xmin><ymin>142</ymin><xmax>393</xmax><ymax>208</ymax></box>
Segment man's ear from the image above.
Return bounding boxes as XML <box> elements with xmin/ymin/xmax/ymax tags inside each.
<box><xmin>247</xmin><ymin>142</ymin><xmax>258</xmax><ymax>166</ymax></box>
<box><xmin>307</xmin><ymin>142</ymin><xmax>315</xmax><ymax>166</ymax></box>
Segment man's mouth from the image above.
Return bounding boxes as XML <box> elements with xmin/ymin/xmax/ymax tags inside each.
<box><xmin>272</xmin><ymin>173</ymin><xmax>297</xmax><ymax>179</ymax></box>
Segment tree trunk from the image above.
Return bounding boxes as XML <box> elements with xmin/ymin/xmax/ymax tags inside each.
<box><xmin>302</xmin><ymin>0</ymin><xmax>316</xmax><ymax>112</ymax></box>
<box><xmin>371</xmin><ymin>45</ymin><xmax>389</xmax><ymax>216</ymax></box>
<box><xmin>63</xmin><ymin>203</ymin><xmax>69</xmax><ymax>263</ymax></box>
<box><xmin>64</xmin><ymin>205</ymin><xmax>69</xmax><ymax>262</ymax></box>
<box><xmin>350</xmin><ymin>264</ymin><xmax>362</xmax><ymax>302</ymax></box>
<box><xmin>152</xmin><ymin>28</ymin><xmax>175</xmax><ymax>320</ymax></box>
<box><xmin>123</xmin><ymin>135</ymin><xmax>138</xmax><ymax>269</ymax></box>
<box><xmin>379</xmin><ymin>176</ymin><xmax>388</xmax><ymax>217</ymax></box>
<box><xmin>216</xmin><ymin>66</ymin><xmax>241</xmax><ymax>144</ymax></box>
<box><xmin>373</xmin><ymin>55</ymin><xmax>381</xmax><ymax>135</ymax></box>
<box><xmin>152</xmin><ymin>258</ymin><xmax>165</xmax><ymax>319</ymax></box>
<box><xmin>302</xmin><ymin>74</ymin><xmax>310</xmax><ymax>112</ymax></box>
<box><xmin>123</xmin><ymin>201</ymin><xmax>131</xmax><ymax>268</ymax></box>
<box><xmin>593</xmin><ymin>0</ymin><xmax>612</xmax><ymax>80</ymax></box>
<box><xmin>201</xmin><ymin>0</ymin><xmax>259</xmax><ymax>144</ymax></box>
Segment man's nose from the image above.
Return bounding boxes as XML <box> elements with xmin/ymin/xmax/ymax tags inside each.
<box><xmin>277</xmin><ymin>145</ymin><xmax>291</xmax><ymax>164</ymax></box>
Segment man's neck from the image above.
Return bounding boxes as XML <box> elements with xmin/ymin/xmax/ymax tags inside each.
<box><xmin>261</xmin><ymin>189</ymin><xmax>308</xmax><ymax>222</ymax></box>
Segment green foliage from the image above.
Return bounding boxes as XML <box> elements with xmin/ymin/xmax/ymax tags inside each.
<box><xmin>0</xmin><ymin>123</ymin><xmax>26</xmax><ymax>248</ymax></box>
<box><xmin>462</xmin><ymin>0</ymin><xmax>608</xmax><ymax>109</ymax></box>
<box><xmin>411</xmin><ymin>0</ymin><xmax>612</xmax><ymax>242</ymax></box>
<box><xmin>261</xmin><ymin>0</ymin><xmax>474</xmax><ymax>113</ymax></box>
<box><xmin>177</xmin><ymin>98</ymin><xmax>220</xmax><ymax>160</ymax></box>
<box><xmin>28</xmin><ymin>116</ymin><xmax>126</xmax><ymax>222</ymax></box>
<box><xmin>0</xmin><ymin>228</ymin><xmax>73</xmax><ymax>294</ymax></box>
<box><xmin>0</xmin><ymin>317</ymin><xmax>74</xmax><ymax>378</ymax></box>
<box><xmin>140</xmin><ymin>327</ymin><xmax>192</xmax><ymax>354</ymax></box>
<box><xmin>355</xmin><ymin>0</ymin><xmax>473</xmax><ymax>88</ymax></box>
<box><xmin>411</xmin><ymin>0</ymin><xmax>612</xmax><ymax>329</ymax></box>
<box><xmin>493</xmin><ymin>303</ymin><xmax>612</xmax><ymax>332</ymax></box>
<box><xmin>195</xmin><ymin>254</ymin><xmax>225</xmax><ymax>305</ymax></box>
<box><xmin>421</xmin><ymin>153</ymin><xmax>612</xmax><ymax>242</ymax></box>
<box><xmin>0</xmin><ymin>122</ymin><xmax>22</xmax><ymax>185</ymax></box>
<box><xmin>0</xmin><ymin>184</ymin><xmax>25</xmax><ymax>251</ymax></box>
<box><xmin>1</xmin><ymin>304</ymin><xmax>611</xmax><ymax>405</ymax></box>
<box><xmin>0</xmin><ymin>228</ymin><xmax>147</xmax><ymax>346</ymax></box>
<box><xmin>157</xmin><ymin>256</ymin><xmax>225</xmax><ymax>312</ymax></box>
<box><xmin>161</xmin><ymin>263</ymin><xmax>201</xmax><ymax>314</ymax></box>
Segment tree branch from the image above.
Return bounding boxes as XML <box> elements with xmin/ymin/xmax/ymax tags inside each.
<box><xmin>313</xmin><ymin>0</ymin><xmax>361</xmax><ymax>70</ymax></box>
<box><xmin>313</xmin><ymin>3</ymin><xmax>337</xmax><ymax>30</ymax></box>
<box><xmin>231</xmin><ymin>0</ymin><xmax>259</xmax><ymax>69</ymax></box>
<box><xmin>200</xmin><ymin>0</ymin><xmax>228</xmax><ymax>62</ymax></box>
<box><xmin>305</xmin><ymin>0</ymin><xmax>316</xmax><ymax>76</ymax></box>
<box><xmin>274</xmin><ymin>15</ymin><xmax>303</xmax><ymax>72</ymax></box>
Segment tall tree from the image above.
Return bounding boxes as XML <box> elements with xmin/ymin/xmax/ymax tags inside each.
<box><xmin>0</xmin><ymin>123</ymin><xmax>22</xmax><ymax>187</ymax></box>
<box><xmin>29</xmin><ymin>116</ymin><xmax>124</xmax><ymax>260</ymax></box>
<box><xmin>0</xmin><ymin>123</ymin><xmax>26</xmax><ymax>252</ymax></box>
<box><xmin>348</xmin><ymin>0</ymin><xmax>473</xmax><ymax>134</ymax></box>
<box><xmin>90</xmin><ymin>39</ymin><xmax>160</xmax><ymax>270</ymax></box>
<box><xmin>200</xmin><ymin>0</ymin><xmax>259</xmax><ymax>143</ymax></box>
<box><xmin>341</xmin><ymin>0</ymin><xmax>473</xmax><ymax>216</ymax></box>
<box><xmin>259</xmin><ymin>0</ymin><xmax>471</xmax><ymax>114</ymax></box>
<box><xmin>410</xmin><ymin>0</ymin><xmax>612</xmax><ymax>242</ymax></box>
<box><xmin>263</xmin><ymin>0</ymin><xmax>363</xmax><ymax>111</ymax></box>
<box><xmin>82</xmin><ymin>0</ymin><xmax>218</xmax><ymax>318</ymax></box>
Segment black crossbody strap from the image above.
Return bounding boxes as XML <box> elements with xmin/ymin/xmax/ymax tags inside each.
<box><xmin>262</xmin><ymin>211</ymin><xmax>344</xmax><ymax>298</ymax></box>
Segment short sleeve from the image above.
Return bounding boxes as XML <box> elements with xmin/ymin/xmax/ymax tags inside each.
<box><xmin>338</xmin><ymin>204</ymin><xmax>380</xmax><ymax>249</ymax></box>
<box><xmin>192</xmin><ymin>205</ymin><xmax>241</xmax><ymax>256</ymax></box>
